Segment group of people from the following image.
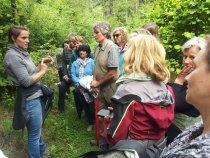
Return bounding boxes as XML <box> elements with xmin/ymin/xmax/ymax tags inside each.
<box><xmin>3</xmin><ymin>21</ymin><xmax>210</xmax><ymax>158</ymax></box>
<box><xmin>57</xmin><ymin>33</ymin><xmax>95</xmax><ymax>131</ymax></box>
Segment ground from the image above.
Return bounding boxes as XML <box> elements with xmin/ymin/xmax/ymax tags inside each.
<box><xmin>0</xmin><ymin>93</ymin><xmax>99</xmax><ymax>158</ymax></box>
<box><xmin>0</xmin><ymin>122</ymin><xmax>27</xmax><ymax>158</ymax></box>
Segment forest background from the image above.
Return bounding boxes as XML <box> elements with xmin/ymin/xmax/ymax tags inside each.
<box><xmin>0</xmin><ymin>0</ymin><xmax>209</xmax><ymax>157</ymax></box>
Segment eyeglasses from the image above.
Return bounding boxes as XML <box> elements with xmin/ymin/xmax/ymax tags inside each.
<box><xmin>113</xmin><ymin>34</ymin><xmax>121</xmax><ymax>38</ymax></box>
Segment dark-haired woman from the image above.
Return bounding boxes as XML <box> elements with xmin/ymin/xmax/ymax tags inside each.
<box><xmin>3</xmin><ymin>26</ymin><xmax>52</xmax><ymax>158</ymax></box>
<box><xmin>71</xmin><ymin>44</ymin><xmax>95</xmax><ymax>131</ymax></box>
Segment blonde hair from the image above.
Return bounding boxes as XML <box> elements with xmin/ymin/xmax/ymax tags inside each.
<box><xmin>75</xmin><ymin>35</ymin><xmax>84</xmax><ymax>43</ymax></box>
<box><xmin>123</xmin><ymin>34</ymin><xmax>169</xmax><ymax>81</ymax></box>
<box><xmin>113</xmin><ymin>27</ymin><xmax>129</xmax><ymax>43</ymax></box>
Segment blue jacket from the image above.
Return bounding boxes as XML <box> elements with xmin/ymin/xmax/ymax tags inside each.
<box><xmin>68</xmin><ymin>49</ymin><xmax>94</xmax><ymax>77</ymax></box>
<box><xmin>71</xmin><ymin>58</ymin><xmax>94</xmax><ymax>87</ymax></box>
<box><xmin>119</xmin><ymin>44</ymin><xmax>128</xmax><ymax>75</ymax></box>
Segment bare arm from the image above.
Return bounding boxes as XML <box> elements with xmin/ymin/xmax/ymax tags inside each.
<box><xmin>91</xmin><ymin>67</ymin><xmax>117</xmax><ymax>88</ymax></box>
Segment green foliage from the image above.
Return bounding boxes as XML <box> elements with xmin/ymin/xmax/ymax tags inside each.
<box><xmin>0</xmin><ymin>87</ymin><xmax>99</xmax><ymax>157</ymax></box>
<box><xmin>0</xmin><ymin>87</ymin><xmax>15</xmax><ymax>109</ymax></box>
<box><xmin>166</xmin><ymin>59</ymin><xmax>180</xmax><ymax>74</ymax></box>
<box><xmin>44</xmin><ymin>105</ymin><xmax>99</xmax><ymax>157</ymax></box>
<box><xmin>1</xmin><ymin>119</ymin><xmax>14</xmax><ymax>135</ymax></box>
<box><xmin>0</xmin><ymin>53</ymin><xmax>12</xmax><ymax>87</ymax></box>
<box><xmin>0</xmin><ymin>0</ymin><xmax>210</xmax><ymax>156</ymax></box>
<box><xmin>150</xmin><ymin>0</ymin><xmax>210</xmax><ymax>65</ymax></box>
<box><xmin>95</xmin><ymin>0</ymin><xmax>155</xmax><ymax>31</ymax></box>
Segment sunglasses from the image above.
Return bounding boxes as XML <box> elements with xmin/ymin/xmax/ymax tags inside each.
<box><xmin>113</xmin><ymin>34</ymin><xmax>121</xmax><ymax>38</ymax></box>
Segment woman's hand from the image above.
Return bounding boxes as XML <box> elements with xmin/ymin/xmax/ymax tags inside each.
<box><xmin>43</xmin><ymin>55</ymin><xmax>54</xmax><ymax>64</ymax></box>
<box><xmin>39</xmin><ymin>58</ymin><xmax>48</xmax><ymax>74</ymax></box>
<box><xmin>175</xmin><ymin>64</ymin><xmax>194</xmax><ymax>85</ymax></box>
<box><xmin>32</xmin><ymin>58</ymin><xmax>48</xmax><ymax>82</ymax></box>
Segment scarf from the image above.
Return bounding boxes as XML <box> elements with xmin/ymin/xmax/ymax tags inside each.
<box><xmin>9</xmin><ymin>45</ymin><xmax>29</xmax><ymax>57</ymax></box>
<box><xmin>116</xmin><ymin>72</ymin><xmax>152</xmax><ymax>86</ymax></box>
<box><xmin>76</xmin><ymin>58</ymin><xmax>90</xmax><ymax>79</ymax></box>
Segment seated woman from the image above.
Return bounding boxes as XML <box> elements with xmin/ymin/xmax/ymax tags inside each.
<box><xmin>167</xmin><ymin>37</ymin><xmax>207</xmax><ymax>144</ymax></box>
<box><xmin>71</xmin><ymin>44</ymin><xmax>95</xmax><ymax>131</ymax></box>
<box><xmin>161</xmin><ymin>35</ymin><xmax>210</xmax><ymax>157</ymax></box>
<box><xmin>103</xmin><ymin>34</ymin><xmax>175</xmax><ymax>149</ymax></box>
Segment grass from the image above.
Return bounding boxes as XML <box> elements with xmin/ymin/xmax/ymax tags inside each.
<box><xmin>0</xmin><ymin>87</ymin><xmax>100</xmax><ymax>158</ymax></box>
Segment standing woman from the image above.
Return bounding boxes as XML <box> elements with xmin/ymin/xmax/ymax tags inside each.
<box><xmin>71</xmin><ymin>44</ymin><xmax>95</xmax><ymax>131</ymax></box>
<box><xmin>3</xmin><ymin>26</ymin><xmax>52</xmax><ymax>158</ymax></box>
<box><xmin>112</xmin><ymin>27</ymin><xmax>129</xmax><ymax>75</ymax></box>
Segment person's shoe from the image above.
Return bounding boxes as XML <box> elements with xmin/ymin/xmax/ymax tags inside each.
<box><xmin>86</xmin><ymin>125</ymin><xmax>94</xmax><ymax>132</ymax></box>
<box><xmin>42</xmin><ymin>149</ymin><xmax>51</xmax><ymax>158</ymax></box>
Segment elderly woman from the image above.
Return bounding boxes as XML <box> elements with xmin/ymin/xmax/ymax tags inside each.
<box><xmin>103</xmin><ymin>34</ymin><xmax>175</xmax><ymax>149</ymax></box>
<box><xmin>3</xmin><ymin>26</ymin><xmax>52</xmax><ymax>158</ymax></box>
<box><xmin>160</xmin><ymin>35</ymin><xmax>210</xmax><ymax>157</ymax></box>
<box><xmin>112</xmin><ymin>27</ymin><xmax>129</xmax><ymax>75</ymax></box>
<box><xmin>167</xmin><ymin>37</ymin><xmax>207</xmax><ymax>144</ymax></box>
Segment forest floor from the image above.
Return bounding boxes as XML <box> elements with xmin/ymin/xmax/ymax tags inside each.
<box><xmin>0</xmin><ymin>107</ymin><xmax>27</xmax><ymax>158</ymax></box>
<box><xmin>0</xmin><ymin>124</ymin><xmax>27</xmax><ymax>158</ymax></box>
<box><xmin>0</xmin><ymin>90</ymin><xmax>99</xmax><ymax>158</ymax></box>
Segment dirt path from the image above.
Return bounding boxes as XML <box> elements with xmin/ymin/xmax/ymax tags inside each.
<box><xmin>0</xmin><ymin>124</ymin><xmax>27</xmax><ymax>158</ymax></box>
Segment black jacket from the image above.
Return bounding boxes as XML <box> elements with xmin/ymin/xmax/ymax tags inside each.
<box><xmin>170</xmin><ymin>82</ymin><xmax>200</xmax><ymax>117</ymax></box>
<box><xmin>13</xmin><ymin>84</ymin><xmax>54</xmax><ymax>130</ymax></box>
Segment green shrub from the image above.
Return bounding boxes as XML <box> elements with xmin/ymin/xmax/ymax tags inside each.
<box><xmin>150</xmin><ymin>0</ymin><xmax>210</xmax><ymax>64</ymax></box>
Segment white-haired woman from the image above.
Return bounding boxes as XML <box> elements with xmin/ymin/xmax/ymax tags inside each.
<box><xmin>161</xmin><ymin>35</ymin><xmax>210</xmax><ymax>157</ymax></box>
<box><xmin>167</xmin><ymin>37</ymin><xmax>207</xmax><ymax>144</ymax></box>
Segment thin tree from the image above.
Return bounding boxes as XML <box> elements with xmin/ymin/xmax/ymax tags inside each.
<box><xmin>10</xmin><ymin>0</ymin><xmax>18</xmax><ymax>24</ymax></box>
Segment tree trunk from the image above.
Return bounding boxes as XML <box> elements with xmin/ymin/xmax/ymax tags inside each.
<box><xmin>104</xmin><ymin>0</ymin><xmax>113</xmax><ymax>17</ymax></box>
<box><xmin>10</xmin><ymin>0</ymin><xmax>18</xmax><ymax>24</ymax></box>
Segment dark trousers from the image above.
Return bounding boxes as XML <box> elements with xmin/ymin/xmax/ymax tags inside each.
<box><xmin>58</xmin><ymin>81</ymin><xmax>71</xmax><ymax>111</ymax></box>
<box><xmin>73</xmin><ymin>89</ymin><xmax>95</xmax><ymax>125</ymax></box>
<box><xmin>58</xmin><ymin>66</ymin><xmax>64</xmax><ymax>82</ymax></box>
<box><xmin>166</xmin><ymin>123</ymin><xmax>182</xmax><ymax>145</ymax></box>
